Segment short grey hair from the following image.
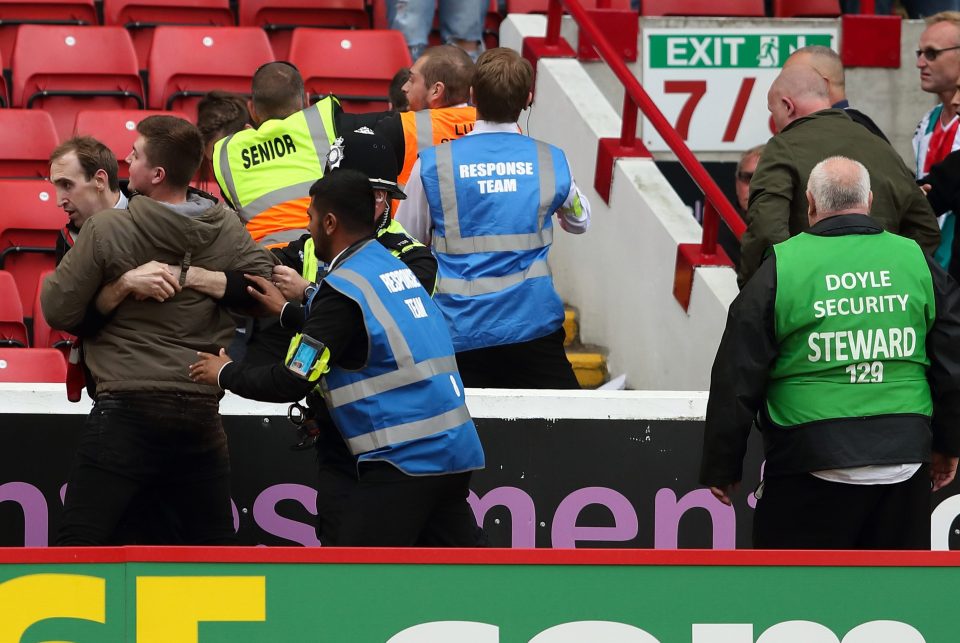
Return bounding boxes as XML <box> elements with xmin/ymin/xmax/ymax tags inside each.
<box><xmin>807</xmin><ymin>156</ymin><xmax>871</xmax><ymax>213</ymax></box>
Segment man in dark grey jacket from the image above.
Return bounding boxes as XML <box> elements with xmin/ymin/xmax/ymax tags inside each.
<box><xmin>738</xmin><ymin>65</ymin><xmax>940</xmax><ymax>286</ymax></box>
<box><xmin>41</xmin><ymin>116</ymin><xmax>276</xmax><ymax>545</ymax></box>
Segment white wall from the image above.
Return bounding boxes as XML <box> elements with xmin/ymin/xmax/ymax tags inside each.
<box><xmin>503</xmin><ymin>17</ymin><xmax>738</xmax><ymax>390</ymax></box>
<box><xmin>0</xmin><ymin>384</ymin><xmax>709</xmax><ymax>420</ymax></box>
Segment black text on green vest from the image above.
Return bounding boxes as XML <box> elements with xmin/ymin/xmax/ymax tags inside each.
<box><xmin>767</xmin><ymin>231</ymin><xmax>935</xmax><ymax>427</ymax></box>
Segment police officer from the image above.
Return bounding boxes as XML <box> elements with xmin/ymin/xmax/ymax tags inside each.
<box><xmin>397</xmin><ymin>47</ymin><xmax>591</xmax><ymax>389</ymax></box>
<box><xmin>701</xmin><ymin>156</ymin><xmax>960</xmax><ymax>550</ymax></box>
<box><xmin>190</xmin><ymin>170</ymin><xmax>485</xmax><ymax>546</ymax></box>
<box><xmin>213</xmin><ymin>62</ymin><xmax>340</xmax><ymax>248</ymax></box>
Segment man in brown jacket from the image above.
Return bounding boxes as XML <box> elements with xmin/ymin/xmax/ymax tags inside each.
<box><xmin>738</xmin><ymin>65</ymin><xmax>940</xmax><ymax>286</ymax></box>
<box><xmin>41</xmin><ymin>116</ymin><xmax>276</xmax><ymax>545</ymax></box>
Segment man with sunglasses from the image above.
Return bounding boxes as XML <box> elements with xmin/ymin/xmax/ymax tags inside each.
<box><xmin>914</xmin><ymin>13</ymin><xmax>960</xmax><ymax>272</ymax></box>
<box><xmin>915</xmin><ymin>13</ymin><xmax>960</xmax><ymax>183</ymax></box>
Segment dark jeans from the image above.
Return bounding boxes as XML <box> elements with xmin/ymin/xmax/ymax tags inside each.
<box><xmin>455</xmin><ymin>327</ymin><xmax>581</xmax><ymax>389</ymax></box>
<box><xmin>57</xmin><ymin>391</ymin><xmax>236</xmax><ymax>546</ymax></box>
<box><xmin>315</xmin><ymin>461</ymin><xmax>486</xmax><ymax>547</ymax></box>
<box><xmin>753</xmin><ymin>466</ymin><xmax>931</xmax><ymax>550</ymax></box>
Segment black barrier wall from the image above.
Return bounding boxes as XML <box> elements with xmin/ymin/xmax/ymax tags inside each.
<box><xmin>3</xmin><ymin>412</ymin><xmax>959</xmax><ymax>548</ymax></box>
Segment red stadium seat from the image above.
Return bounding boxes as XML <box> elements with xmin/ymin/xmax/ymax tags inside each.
<box><xmin>0</xmin><ymin>110</ymin><xmax>60</xmax><ymax>179</ymax></box>
<box><xmin>0</xmin><ymin>347</ymin><xmax>68</xmax><ymax>382</ymax></box>
<box><xmin>0</xmin><ymin>271</ymin><xmax>29</xmax><ymax>347</ymax></box>
<box><xmin>148</xmin><ymin>26</ymin><xmax>274</xmax><ymax>120</ymax></box>
<box><xmin>11</xmin><ymin>25</ymin><xmax>144</xmax><ymax>140</ymax></box>
<box><xmin>102</xmin><ymin>0</ymin><xmax>236</xmax><ymax>69</ymax></box>
<box><xmin>507</xmin><ymin>0</ymin><xmax>632</xmax><ymax>12</ymax></box>
<box><xmin>32</xmin><ymin>270</ymin><xmax>74</xmax><ymax>352</ymax></box>
<box><xmin>0</xmin><ymin>180</ymin><xmax>64</xmax><ymax>319</ymax></box>
<box><xmin>773</xmin><ymin>0</ymin><xmax>840</xmax><ymax>17</ymax></box>
<box><xmin>640</xmin><ymin>0</ymin><xmax>764</xmax><ymax>16</ymax></box>
<box><xmin>73</xmin><ymin>109</ymin><xmax>190</xmax><ymax>179</ymax></box>
<box><xmin>0</xmin><ymin>0</ymin><xmax>98</xmax><ymax>71</ymax></box>
<box><xmin>237</xmin><ymin>0</ymin><xmax>369</xmax><ymax>60</ymax></box>
<box><xmin>289</xmin><ymin>28</ymin><xmax>412</xmax><ymax>113</ymax></box>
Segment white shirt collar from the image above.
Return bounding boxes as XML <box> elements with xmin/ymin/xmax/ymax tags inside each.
<box><xmin>469</xmin><ymin>120</ymin><xmax>520</xmax><ymax>135</ymax></box>
<box><xmin>115</xmin><ymin>192</ymin><xmax>129</xmax><ymax>209</ymax></box>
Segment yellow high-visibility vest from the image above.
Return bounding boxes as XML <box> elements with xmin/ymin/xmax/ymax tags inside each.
<box><xmin>214</xmin><ymin>97</ymin><xmax>338</xmax><ymax>248</ymax></box>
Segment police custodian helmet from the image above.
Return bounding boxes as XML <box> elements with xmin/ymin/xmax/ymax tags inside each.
<box><xmin>326</xmin><ymin>127</ymin><xmax>407</xmax><ymax>200</ymax></box>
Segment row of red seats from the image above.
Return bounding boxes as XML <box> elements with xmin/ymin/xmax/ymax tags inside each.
<box><xmin>0</xmin><ymin>25</ymin><xmax>412</xmax><ymax>137</ymax></box>
<box><xmin>0</xmin><ymin>269</ymin><xmax>73</xmax><ymax>350</ymax></box>
<box><xmin>0</xmin><ymin>108</ymin><xmax>187</xmax><ymax>180</ymax></box>
<box><xmin>0</xmin><ymin>347</ymin><xmax>67</xmax><ymax>383</ymax></box>
<box><xmin>0</xmin><ymin>181</ymin><xmax>65</xmax><ymax>324</ymax></box>
<box><xmin>0</xmin><ymin>0</ymin><xmax>372</xmax><ymax>63</ymax></box>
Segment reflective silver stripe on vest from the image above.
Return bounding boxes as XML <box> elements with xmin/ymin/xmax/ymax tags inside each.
<box><xmin>433</xmin><ymin>227</ymin><xmax>554</xmax><ymax>254</ymax></box>
<box><xmin>218</xmin><ymin>132</ymin><xmax>242</xmax><ymax>211</ymax></box>
<box><xmin>325</xmin><ymin>354</ymin><xmax>459</xmax><ymax>409</ymax></box>
<box><xmin>329</xmin><ymin>261</ymin><xmax>415</xmax><ymax>369</ymax></box>
<box><xmin>223</xmin><ymin>102</ymin><xmax>333</xmax><ymax>221</ymax></box>
<box><xmin>437</xmin><ymin>258</ymin><xmax>551</xmax><ymax>297</ymax></box>
<box><xmin>304</xmin><ymin>99</ymin><xmax>333</xmax><ymax>165</ymax></box>
<box><xmin>431</xmin><ymin>140</ymin><xmax>557</xmax><ymax>255</ymax></box>
<box><xmin>259</xmin><ymin>228</ymin><xmax>309</xmax><ymax>247</ymax></box>
<box><xmin>239</xmin><ymin>180</ymin><xmax>316</xmax><ymax>223</ymax></box>
<box><xmin>415</xmin><ymin>109</ymin><xmax>434</xmax><ymax>150</ymax></box>
<box><xmin>346</xmin><ymin>404</ymin><xmax>472</xmax><ymax>455</ymax></box>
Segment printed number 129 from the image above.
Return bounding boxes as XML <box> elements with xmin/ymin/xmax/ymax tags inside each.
<box><xmin>845</xmin><ymin>361</ymin><xmax>883</xmax><ymax>383</ymax></box>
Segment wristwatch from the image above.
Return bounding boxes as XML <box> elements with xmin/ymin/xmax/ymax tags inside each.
<box><xmin>302</xmin><ymin>282</ymin><xmax>319</xmax><ymax>305</ymax></box>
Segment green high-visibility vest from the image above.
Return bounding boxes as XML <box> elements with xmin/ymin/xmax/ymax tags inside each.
<box><xmin>767</xmin><ymin>229</ymin><xmax>935</xmax><ymax>427</ymax></box>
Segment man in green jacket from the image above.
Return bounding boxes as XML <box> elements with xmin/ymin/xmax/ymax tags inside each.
<box><xmin>704</xmin><ymin>156</ymin><xmax>960</xmax><ymax>549</ymax></box>
<box><xmin>738</xmin><ymin>65</ymin><xmax>939</xmax><ymax>287</ymax></box>
<box><xmin>41</xmin><ymin>116</ymin><xmax>276</xmax><ymax>545</ymax></box>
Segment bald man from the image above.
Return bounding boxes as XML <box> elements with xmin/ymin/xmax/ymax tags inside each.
<box><xmin>783</xmin><ymin>45</ymin><xmax>888</xmax><ymax>142</ymax></box>
<box><xmin>737</xmin><ymin>65</ymin><xmax>939</xmax><ymax>286</ymax></box>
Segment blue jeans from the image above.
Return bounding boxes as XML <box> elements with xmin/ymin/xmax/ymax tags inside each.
<box><xmin>388</xmin><ymin>0</ymin><xmax>485</xmax><ymax>60</ymax></box>
<box><xmin>57</xmin><ymin>392</ymin><xmax>236</xmax><ymax>545</ymax></box>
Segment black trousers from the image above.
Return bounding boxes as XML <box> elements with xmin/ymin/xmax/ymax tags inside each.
<box><xmin>752</xmin><ymin>466</ymin><xmax>931</xmax><ymax>550</ymax></box>
<box><xmin>314</xmin><ymin>461</ymin><xmax>486</xmax><ymax>547</ymax></box>
<box><xmin>455</xmin><ymin>327</ymin><xmax>580</xmax><ymax>389</ymax></box>
<box><xmin>56</xmin><ymin>392</ymin><xmax>237</xmax><ymax>546</ymax></box>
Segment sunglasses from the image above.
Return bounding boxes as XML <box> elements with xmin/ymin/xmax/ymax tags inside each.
<box><xmin>737</xmin><ymin>171</ymin><xmax>754</xmax><ymax>183</ymax></box>
<box><xmin>916</xmin><ymin>45</ymin><xmax>960</xmax><ymax>61</ymax></box>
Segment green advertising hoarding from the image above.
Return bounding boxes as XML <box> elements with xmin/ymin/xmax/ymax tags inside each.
<box><xmin>1</xmin><ymin>548</ymin><xmax>958</xmax><ymax>642</ymax></box>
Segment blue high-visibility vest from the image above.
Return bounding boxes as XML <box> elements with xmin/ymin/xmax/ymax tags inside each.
<box><xmin>321</xmin><ymin>239</ymin><xmax>484</xmax><ymax>475</ymax></box>
<box><xmin>419</xmin><ymin>132</ymin><xmax>572</xmax><ymax>352</ymax></box>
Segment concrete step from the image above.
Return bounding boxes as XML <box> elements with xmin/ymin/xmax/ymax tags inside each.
<box><xmin>563</xmin><ymin>307</ymin><xmax>578</xmax><ymax>348</ymax></box>
<box><xmin>563</xmin><ymin>306</ymin><xmax>607</xmax><ymax>388</ymax></box>
<box><xmin>567</xmin><ymin>348</ymin><xmax>607</xmax><ymax>389</ymax></box>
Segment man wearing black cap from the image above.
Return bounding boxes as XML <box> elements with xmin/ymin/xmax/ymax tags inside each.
<box><xmin>184</xmin><ymin>130</ymin><xmax>443</xmax><ymax>545</ymax></box>
<box><xmin>192</xmin><ymin>169</ymin><xmax>485</xmax><ymax>548</ymax></box>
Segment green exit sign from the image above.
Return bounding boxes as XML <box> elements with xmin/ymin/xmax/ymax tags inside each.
<box><xmin>649</xmin><ymin>33</ymin><xmax>835</xmax><ymax>69</ymax></box>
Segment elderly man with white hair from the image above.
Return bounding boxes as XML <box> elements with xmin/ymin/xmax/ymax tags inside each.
<box><xmin>701</xmin><ymin>156</ymin><xmax>960</xmax><ymax>550</ymax></box>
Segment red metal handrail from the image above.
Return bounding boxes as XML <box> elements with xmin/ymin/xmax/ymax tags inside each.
<box><xmin>541</xmin><ymin>0</ymin><xmax>746</xmax><ymax>257</ymax></box>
